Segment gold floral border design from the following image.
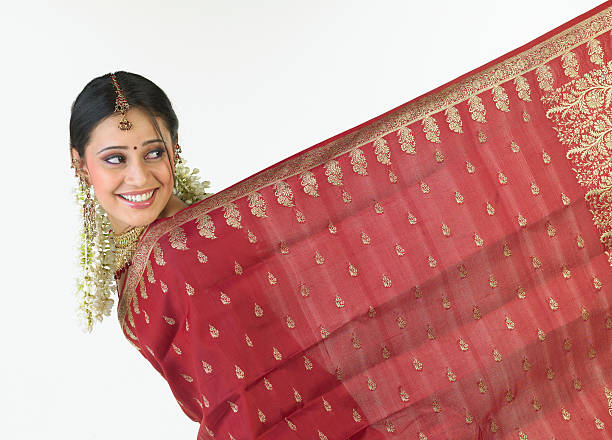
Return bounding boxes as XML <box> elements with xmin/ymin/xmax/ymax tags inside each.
<box><xmin>119</xmin><ymin>6</ymin><xmax>612</xmax><ymax>326</ymax></box>
<box><xmin>543</xmin><ymin>61</ymin><xmax>612</xmax><ymax>264</ymax></box>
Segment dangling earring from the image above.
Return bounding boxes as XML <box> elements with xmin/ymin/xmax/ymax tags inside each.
<box><xmin>72</xmin><ymin>158</ymin><xmax>96</xmax><ymax>242</ymax></box>
<box><xmin>174</xmin><ymin>143</ymin><xmax>183</xmax><ymax>165</ymax></box>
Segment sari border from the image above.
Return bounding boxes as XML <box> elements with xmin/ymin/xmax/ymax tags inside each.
<box><xmin>118</xmin><ymin>4</ymin><xmax>612</xmax><ymax>325</ymax></box>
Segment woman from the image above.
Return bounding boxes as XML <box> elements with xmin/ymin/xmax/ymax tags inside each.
<box><xmin>71</xmin><ymin>5</ymin><xmax>611</xmax><ymax>439</ymax></box>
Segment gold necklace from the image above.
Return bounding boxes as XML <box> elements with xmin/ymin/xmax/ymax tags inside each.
<box><xmin>112</xmin><ymin>225</ymin><xmax>147</xmax><ymax>273</ymax></box>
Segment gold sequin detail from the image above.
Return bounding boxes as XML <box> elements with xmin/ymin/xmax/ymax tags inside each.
<box><xmin>267</xmin><ymin>271</ymin><xmax>277</xmax><ymax>285</ymax></box>
<box><xmin>335</xmin><ymin>295</ymin><xmax>345</xmax><ymax>308</ymax></box>
<box><xmin>523</xmin><ymin>358</ymin><xmax>532</xmax><ymax>371</ymax></box>
<box><xmin>348</xmin><ymin>262</ymin><xmax>358</xmax><ymax>276</ymax></box>
<box><xmin>517</xmin><ymin>286</ymin><xmax>526</xmax><ymax>299</ymax></box>
<box><xmin>160</xmin><ymin>280</ymin><xmax>168</xmax><ymax>293</ymax></box>
<box><xmin>588</xmin><ymin>346</ymin><xmax>597</xmax><ymax>359</ymax></box>
<box><xmin>286</xmin><ymin>418</ymin><xmax>297</xmax><ymax>431</ymax></box>
<box><xmin>428</xmin><ymin>255</ymin><xmax>438</xmax><ymax>268</ymax></box>
<box><xmin>447</xmin><ymin>368</ymin><xmax>457</xmax><ymax>382</ymax></box>
<box><xmin>465</xmin><ymin>409</ymin><xmax>474</xmax><ymax>424</ymax></box>
<box><xmin>445</xmin><ymin>106</ymin><xmax>463</xmax><ymax>133</ymax></box>
<box><xmin>549</xmin><ymin>297</ymin><xmax>559</xmax><ymax>311</ymax></box>
<box><xmin>510</xmin><ymin>141</ymin><xmax>520</xmax><ymax>153</ymax></box>
<box><xmin>564</xmin><ymin>338</ymin><xmax>572</xmax><ymax>351</ymax></box>
<box><xmin>300</xmin><ymin>283</ymin><xmax>310</xmax><ymax>297</ymax></box>
<box><xmin>561</xmin><ymin>193</ymin><xmax>571</xmax><ymax>206</ymax></box>
<box><xmin>547</xmin><ymin>367</ymin><xmax>555</xmax><ymax>380</ymax></box>
<box><xmin>273</xmin><ymin>347</ymin><xmax>282</xmax><ymax>361</ymax></box>
<box><xmin>441</xmin><ymin>223</ymin><xmax>451</xmax><ymax>237</ymax></box>
<box><xmin>286</xmin><ymin>315</ymin><xmax>296</xmax><ymax>329</ymax></box>
<box><xmin>257</xmin><ymin>408</ymin><xmax>266</xmax><ymax>423</ymax></box>
<box><xmin>577</xmin><ymin>235</ymin><xmax>585</xmax><ymax>248</ymax></box>
<box><xmin>322</xmin><ymin>397</ymin><xmax>332</xmax><ymax>412</ymax></box>
<box><xmin>573</xmin><ymin>377</ymin><xmax>582</xmax><ymax>391</ymax></box>
<box><xmin>318</xmin><ymin>430</ymin><xmax>328</xmax><ymax>440</ymax></box>
<box><xmin>532</xmin><ymin>256</ymin><xmax>542</xmax><ymax>269</ymax></box>
<box><xmin>163</xmin><ymin>315</ymin><xmax>175</xmax><ymax>325</ymax></box>
<box><xmin>489</xmin><ymin>274</ymin><xmax>498</xmax><ymax>288</ymax></box>
<box><xmin>468</xmin><ymin>95</ymin><xmax>487</xmax><ymax>123</ymax></box>
<box><xmin>498</xmin><ymin>172</ymin><xmax>508</xmax><ymax>185</ymax></box>
<box><xmin>254</xmin><ymin>303</ymin><xmax>264</xmax><ymax>317</ymax></box>
<box><xmin>432</xmin><ymin>399</ymin><xmax>441</xmax><ymax>413</ymax></box>
<box><xmin>505</xmin><ymin>389</ymin><xmax>514</xmax><ymax>402</ymax></box>
<box><xmin>349</xmin><ymin>148</ymin><xmax>368</xmax><ymax>176</ymax></box>
<box><xmin>382</xmin><ymin>346</ymin><xmax>391</xmax><ymax>360</ymax></box>
<box><xmin>352</xmin><ymin>335</ymin><xmax>362</xmax><ymax>349</ymax></box>
<box><xmin>478</xmin><ymin>131</ymin><xmax>487</xmax><ymax>143</ymax></box>
<box><xmin>382</xmin><ymin>274</ymin><xmax>392</xmax><ymax>288</ymax></box>
<box><xmin>435</xmin><ymin>150</ymin><xmax>445</xmax><ymax>163</ymax></box>
<box><xmin>422</xmin><ymin>115</ymin><xmax>441</xmax><ymax>143</ymax></box>
<box><xmin>561</xmin><ymin>407</ymin><xmax>571</xmax><ymax>421</ymax></box>
<box><xmin>314</xmin><ymin>251</ymin><xmax>325</xmax><ymax>264</ymax></box>
<box><xmin>264</xmin><ymin>378</ymin><xmax>272</xmax><ymax>390</ymax></box>
<box><xmin>245</xmin><ymin>334</ymin><xmax>253</xmax><ymax>347</ymax></box>
<box><xmin>247</xmin><ymin>192</ymin><xmax>268</xmax><ymax>218</ymax></box>
<box><xmin>201</xmin><ymin>361</ymin><xmax>213</xmax><ymax>374</ymax></box>
<box><xmin>420</xmin><ymin>181</ymin><xmax>431</xmax><ymax>194</ymax></box>
<box><xmin>486</xmin><ymin>202</ymin><xmax>495</xmax><ymax>215</ymax></box>
<box><xmin>458</xmin><ymin>264</ymin><xmax>468</xmax><ymax>279</ymax></box>
<box><xmin>399</xmin><ymin>387</ymin><xmax>410</xmax><ymax>402</ymax></box>
<box><xmin>474</xmin><ymin>233</ymin><xmax>484</xmax><ymax>247</ymax></box>
<box><xmin>427</xmin><ymin>325</ymin><xmax>436</xmax><ymax>340</ymax></box>
<box><xmin>531</xmin><ymin>182</ymin><xmax>540</xmax><ymax>195</ymax></box>
<box><xmin>503</xmin><ymin>242</ymin><xmax>512</xmax><ymax>257</ymax></box>
<box><xmin>519</xmin><ymin>431</ymin><xmax>528</xmax><ymax>440</ymax></box>
<box><xmin>336</xmin><ymin>366</ymin><xmax>344</xmax><ymax>381</ymax></box>
<box><xmin>395</xmin><ymin>243</ymin><xmax>406</xmax><ymax>256</ymax></box>
<box><xmin>505</xmin><ymin>316</ymin><xmax>515</xmax><ymax>330</ymax></box>
<box><xmin>180</xmin><ymin>374</ymin><xmax>193</xmax><ymax>383</ymax></box>
<box><xmin>185</xmin><ymin>282</ymin><xmax>195</xmax><ymax>296</ymax></box>
<box><xmin>368</xmin><ymin>306</ymin><xmax>376</xmax><ymax>318</ymax></box>
<box><xmin>328</xmin><ymin>220</ymin><xmax>337</xmax><ymax>234</ymax></box>
<box><xmin>353</xmin><ymin>408</ymin><xmax>362</xmax><ymax>422</ymax></box>
<box><xmin>397</xmin><ymin>315</ymin><xmax>407</xmax><ymax>329</ymax></box>
<box><xmin>466</xmin><ymin>161</ymin><xmax>476</xmax><ymax>174</ymax></box>
<box><xmin>197</xmin><ymin>250</ymin><xmax>208</xmax><ymax>263</ymax></box>
<box><xmin>459</xmin><ymin>339</ymin><xmax>469</xmax><ymax>351</ymax></box>
<box><xmin>514</xmin><ymin>75</ymin><xmax>532</xmax><ymax>102</ymax></box>
<box><xmin>594</xmin><ymin>276</ymin><xmax>603</xmax><ymax>290</ymax></box>
<box><xmin>537</xmin><ymin>329</ymin><xmax>547</xmax><ymax>341</ymax></box>
<box><xmin>473</xmin><ymin>306</ymin><xmax>482</xmax><ymax>320</ymax></box>
<box><xmin>408</xmin><ymin>212</ymin><xmax>418</xmax><ymax>224</ymax></box>
<box><xmin>595</xmin><ymin>418</ymin><xmax>605</xmax><ymax>430</ymax></box>
<box><xmin>320</xmin><ymin>326</ymin><xmax>330</xmax><ymax>339</ymax></box>
<box><xmin>293</xmin><ymin>388</ymin><xmax>302</xmax><ymax>403</ymax></box>
<box><xmin>518</xmin><ymin>213</ymin><xmax>527</xmax><ymax>227</ymax></box>
<box><xmin>414</xmin><ymin>286</ymin><xmax>423</xmax><ymax>298</ymax></box>
<box><xmin>442</xmin><ymin>296</ymin><xmax>451</xmax><ymax>309</ymax></box>
<box><xmin>562</xmin><ymin>265</ymin><xmax>572</xmax><ymax>279</ymax></box>
<box><xmin>361</xmin><ymin>232</ymin><xmax>371</xmax><ymax>245</ymax></box>
<box><xmin>220</xmin><ymin>292</ymin><xmax>231</xmax><ymax>305</ymax></box>
<box><xmin>247</xmin><ymin>230</ymin><xmax>257</xmax><ymax>243</ymax></box>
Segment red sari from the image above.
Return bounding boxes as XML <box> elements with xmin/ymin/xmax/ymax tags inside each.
<box><xmin>117</xmin><ymin>4</ymin><xmax>612</xmax><ymax>439</ymax></box>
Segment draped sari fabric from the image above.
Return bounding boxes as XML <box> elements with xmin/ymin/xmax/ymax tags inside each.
<box><xmin>117</xmin><ymin>4</ymin><xmax>612</xmax><ymax>439</ymax></box>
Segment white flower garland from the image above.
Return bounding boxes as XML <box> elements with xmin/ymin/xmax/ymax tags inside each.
<box><xmin>75</xmin><ymin>160</ymin><xmax>211</xmax><ymax>332</ymax></box>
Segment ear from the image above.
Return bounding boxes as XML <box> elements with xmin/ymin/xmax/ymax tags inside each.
<box><xmin>70</xmin><ymin>148</ymin><xmax>91</xmax><ymax>185</ymax></box>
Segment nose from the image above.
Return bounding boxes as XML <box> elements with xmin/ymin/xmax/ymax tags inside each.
<box><xmin>124</xmin><ymin>157</ymin><xmax>149</xmax><ymax>187</ymax></box>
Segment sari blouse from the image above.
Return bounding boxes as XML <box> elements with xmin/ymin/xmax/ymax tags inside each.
<box><xmin>117</xmin><ymin>5</ymin><xmax>612</xmax><ymax>439</ymax></box>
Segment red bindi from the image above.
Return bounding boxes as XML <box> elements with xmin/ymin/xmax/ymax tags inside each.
<box><xmin>133</xmin><ymin>146</ymin><xmax>137</xmax><ymax>150</ymax></box>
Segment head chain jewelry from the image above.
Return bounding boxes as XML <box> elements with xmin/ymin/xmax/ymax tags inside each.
<box><xmin>110</xmin><ymin>73</ymin><xmax>133</xmax><ymax>130</ymax></box>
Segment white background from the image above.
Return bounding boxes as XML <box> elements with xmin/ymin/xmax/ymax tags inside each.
<box><xmin>0</xmin><ymin>1</ymin><xmax>603</xmax><ymax>438</ymax></box>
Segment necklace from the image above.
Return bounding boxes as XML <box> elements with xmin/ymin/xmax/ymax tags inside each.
<box><xmin>112</xmin><ymin>225</ymin><xmax>148</xmax><ymax>273</ymax></box>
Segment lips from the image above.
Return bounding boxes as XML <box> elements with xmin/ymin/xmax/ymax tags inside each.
<box><xmin>117</xmin><ymin>188</ymin><xmax>158</xmax><ymax>209</ymax></box>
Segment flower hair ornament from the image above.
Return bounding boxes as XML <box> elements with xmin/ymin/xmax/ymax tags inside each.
<box><xmin>72</xmin><ymin>73</ymin><xmax>211</xmax><ymax>331</ymax></box>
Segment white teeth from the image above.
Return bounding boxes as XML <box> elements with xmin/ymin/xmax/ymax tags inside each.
<box><xmin>121</xmin><ymin>190</ymin><xmax>154</xmax><ymax>202</ymax></box>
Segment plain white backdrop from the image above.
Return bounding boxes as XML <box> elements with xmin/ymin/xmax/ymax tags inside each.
<box><xmin>0</xmin><ymin>1</ymin><xmax>603</xmax><ymax>438</ymax></box>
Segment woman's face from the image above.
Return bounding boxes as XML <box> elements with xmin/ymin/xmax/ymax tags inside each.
<box><xmin>72</xmin><ymin>107</ymin><xmax>176</xmax><ymax>233</ymax></box>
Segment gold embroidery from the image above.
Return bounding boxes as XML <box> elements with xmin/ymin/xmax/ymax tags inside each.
<box><xmin>594</xmin><ymin>276</ymin><xmax>603</xmax><ymax>290</ymax></box>
<box><xmin>492</xmin><ymin>86</ymin><xmax>510</xmax><ymax>112</ymax></box>
<box><xmin>296</xmin><ymin>211</ymin><xmax>306</xmax><ymax>223</ymax></box>
<box><xmin>304</xmin><ymin>356</ymin><xmax>313</xmax><ymax>370</ymax></box>
<box><xmin>425</xmin><ymin>326</ymin><xmax>434</xmax><ymax>341</ymax></box>
<box><xmin>588</xmin><ymin>39</ymin><xmax>604</xmax><ymax>65</ymax></box>
<box><xmin>163</xmin><ymin>315</ymin><xmax>175</xmax><ymax>325</ymax></box>
<box><xmin>352</xmin><ymin>335</ymin><xmax>361</xmax><ymax>349</ymax></box>
<box><xmin>445</xmin><ymin>106</ymin><xmax>463</xmax><ymax>133</ymax></box>
<box><xmin>506</xmin><ymin>389</ymin><xmax>514</xmax><ymax>402</ymax></box>
<box><xmin>153</xmin><ymin>242</ymin><xmax>166</xmax><ymax>266</ymax></box>
<box><xmin>234</xmin><ymin>261</ymin><xmax>243</xmax><ymax>275</ymax></box>
<box><xmin>336</xmin><ymin>366</ymin><xmax>344</xmax><ymax>381</ymax></box>
<box><xmin>498</xmin><ymin>171</ymin><xmax>508</xmax><ymax>185</ymax></box>
<box><xmin>518</xmin><ymin>213</ymin><xmax>527</xmax><ymax>227</ymax></box>
<box><xmin>318</xmin><ymin>430</ymin><xmax>328</xmax><ymax>440</ymax></box>
<box><xmin>432</xmin><ymin>399</ymin><xmax>441</xmax><ymax>413</ymax></box>
<box><xmin>435</xmin><ymin>149</ymin><xmax>445</xmax><ymax>163</ymax></box>
<box><xmin>397</xmin><ymin>315</ymin><xmax>407</xmax><ymax>329</ymax></box>
<box><xmin>320</xmin><ymin>326</ymin><xmax>330</xmax><ymax>339</ymax></box>
<box><xmin>478</xmin><ymin>131</ymin><xmax>487</xmax><ymax>143</ymax></box>
<box><xmin>564</xmin><ymin>338</ymin><xmax>572</xmax><ymax>351</ymax></box>
<box><xmin>145</xmin><ymin>260</ymin><xmax>155</xmax><ymax>283</ymax></box>
<box><xmin>408</xmin><ymin>212</ymin><xmax>418</xmax><ymax>224</ymax></box>
<box><xmin>342</xmin><ymin>190</ymin><xmax>352</xmax><ymax>203</ymax></box>
<box><xmin>286</xmin><ymin>315</ymin><xmax>295</xmax><ymax>328</ymax></box>
<box><xmin>465</xmin><ymin>409</ymin><xmax>474</xmax><ymax>424</ymax></box>
<box><xmin>254</xmin><ymin>303</ymin><xmax>264</xmax><ymax>317</ymax></box>
<box><xmin>202</xmin><ymin>361</ymin><xmax>213</xmax><ymax>373</ymax></box>
<box><xmin>272</xmin><ymin>346</ymin><xmax>282</xmax><ymax>361</ymax></box>
<box><xmin>267</xmin><ymin>271</ymin><xmax>276</xmax><ymax>285</ymax></box>
<box><xmin>442</xmin><ymin>296</ymin><xmax>451</xmax><ymax>309</ymax></box>
<box><xmin>515</xmin><ymin>75</ymin><xmax>532</xmax><ymax>102</ymax></box>
<box><xmin>547</xmin><ymin>367</ymin><xmax>555</xmax><ymax>380</ymax></box>
<box><xmin>397</xmin><ymin>126</ymin><xmax>416</xmax><ymax>154</ymax></box>
<box><xmin>542</xmin><ymin>150</ymin><xmax>551</xmax><ymax>164</ymax></box>
<box><xmin>143</xmin><ymin>310</ymin><xmax>149</xmax><ymax>324</ymax></box>
<box><xmin>399</xmin><ymin>387</ymin><xmax>410</xmax><ymax>402</ymax></box>
<box><xmin>160</xmin><ymin>280</ymin><xmax>168</xmax><ymax>293</ymax></box>
<box><xmin>458</xmin><ymin>264</ymin><xmax>468</xmax><ymax>278</ymax></box>
<box><xmin>573</xmin><ymin>377</ymin><xmax>582</xmax><ymax>391</ymax></box>
<box><xmin>247</xmin><ymin>192</ymin><xmax>267</xmax><ymax>218</ymax></box>
<box><xmin>209</xmin><ymin>324</ymin><xmax>219</xmax><ymax>338</ymax></box>
<box><xmin>172</xmin><ymin>343</ymin><xmax>182</xmax><ymax>355</ymax></box>
<box><xmin>299</xmin><ymin>283</ymin><xmax>310</xmax><ymax>297</ymax></box>
<box><xmin>193</xmin><ymin>213</ymin><xmax>217</xmax><ymax>240</ymax></box>
<box><xmin>274</xmin><ymin>181</ymin><xmax>295</xmax><ymax>207</ymax></box>
<box><xmin>324</xmin><ymin>160</ymin><xmax>343</xmax><ymax>186</ymax></box>
<box><xmin>348</xmin><ymin>262</ymin><xmax>358</xmax><ymax>276</ymax></box>
<box><xmin>441</xmin><ymin>223</ymin><xmax>451</xmax><ymax>237</ymax></box>
<box><xmin>489</xmin><ymin>273</ymin><xmax>498</xmax><ymax>287</ymax></box>
<box><xmin>510</xmin><ymin>141</ymin><xmax>520</xmax><ymax>153</ymax></box>
<box><xmin>280</xmin><ymin>241</ymin><xmax>289</xmax><ymax>254</ymax></box>
<box><xmin>388</xmin><ymin>169</ymin><xmax>398</xmax><ymax>183</ymax></box>
<box><xmin>374</xmin><ymin>201</ymin><xmax>384</xmax><ymax>214</ymax></box>
<box><xmin>466</xmin><ymin>161</ymin><xmax>476</xmax><ymax>174</ymax></box>
<box><xmin>447</xmin><ymin>367</ymin><xmax>457</xmax><ymax>382</ymax></box>
<box><xmin>382</xmin><ymin>274</ymin><xmax>392</xmax><ymax>288</ymax></box>
<box><xmin>139</xmin><ymin>278</ymin><xmax>147</xmax><ymax>299</ymax></box>
<box><xmin>293</xmin><ymin>387</ymin><xmax>302</xmax><ymax>402</ymax></box>
<box><xmin>549</xmin><ymin>297</ymin><xmax>559</xmax><ymax>311</ymax></box>
<box><xmin>532</xmin><ymin>256</ymin><xmax>542</xmax><ymax>269</ymax></box>
<box><xmin>474</xmin><ymin>233</ymin><xmax>484</xmax><ymax>247</ymax></box>
<box><xmin>530</xmin><ymin>181</ymin><xmax>540</xmax><ymax>195</ymax></box>
<box><xmin>473</xmin><ymin>306</ymin><xmax>482</xmax><ymax>320</ymax></box>
<box><xmin>328</xmin><ymin>220</ymin><xmax>337</xmax><ymax>234</ymax></box>
<box><xmin>368</xmin><ymin>306</ymin><xmax>377</xmax><ymax>318</ymax></box>
<box><xmin>235</xmin><ymin>364</ymin><xmax>245</xmax><ymax>379</ymax></box>
<box><xmin>562</xmin><ymin>265</ymin><xmax>571</xmax><ymax>279</ymax></box>
<box><xmin>577</xmin><ymin>235</ymin><xmax>585</xmax><ymax>248</ymax></box>
<box><xmin>517</xmin><ymin>286</ymin><xmax>526</xmax><ymax>299</ymax></box>
<box><xmin>561</xmin><ymin>193</ymin><xmax>571</xmax><ymax>206</ymax></box>
<box><xmin>349</xmin><ymin>148</ymin><xmax>368</xmax><ymax>175</ymax></box>
<box><xmin>373</xmin><ymin>138</ymin><xmax>391</xmax><ymax>165</ymax></box>
<box><xmin>538</xmin><ymin>329</ymin><xmax>546</xmax><ymax>341</ymax></box>
<box><xmin>478</xmin><ymin>379</ymin><xmax>488</xmax><ymax>393</ymax></box>
<box><xmin>286</xmin><ymin>418</ymin><xmax>297</xmax><ymax>431</ymax></box>
<box><xmin>300</xmin><ymin>171</ymin><xmax>319</xmax><ymax>197</ymax></box>
<box><xmin>519</xmin><ymin>431</ymin><xmax>528</xmax><ymax>440</ymax></box>
<box><xmin>562</xmin><ymin>51</ymin><xmax>579</xmax><ymax>78</ymax></box>
<box><xmin>536</xmin><ymin>65</ymin><xmax>554</xmax><ymax>91</ymax></box>
<box><xmin>523</xmin><ymin>357</ymin><xmax>532</xmax><ymax>371</ymax></box>
<box><xmin>353</xmin><ymin>408</ymin><xmax>362</xmax><ymax>422</ymax></box>
<box><xmin>245</xmin><ymin>334</ymin><xmax>253</xmax><ymax>347</ymax></box>
<box><xmin>581</xmin><ymin>306</ymin><xmax>590</xmax><ymax>321</ymax></box>
<box><xmin>169</xmin><ymin>226</ymin><xmax>188</xmax><ymax>250</ymax></box>
<box><xmin>414</xmin><ymin>286</ymin><xmax>423</xmax><ymax>298</ymax></box>
<box><xmin>314</xmin><ymin>250</ymin><xmax>325</xmax><ymax>264</ymax></box>
<box><xmin>588</xmin><ymin>346</ymin><xmax>596</xmax><ymax>359</ymax></box>
<box><xmin>257</xmin><ymin>408</ymin><xmax>266</xmax><ymax>423</ymax></box>
<box><xmin>486</xmin><ymin>202</ymin><xmax>495</xmax><ymax>216</ymax></box>
<box><xmin>455</xmin><ymin>191</ymin><xmax>464</xmax><ymax>204</ymax></box>
<box><xmin>367</xmin><ymin>377</ymin><xmax>377</xmax><ymax>390</ymax></box>
<box><xmin>418</xmin><ymin>433</ymin><xmax>428</xmax><ymax>440</ymax></box>
<box><xmin>505</xmin><ymin>316</ymin><xmax>515</xmax><ymax>330</ymax></box>
<box><xmin>197</xmin><ymin>250</ymin><xmax>208</xmax><ymax>263</ymax></box>
<box><xmin>181</xmin><ymin>373</ymin><xmax>193</xmax><ymax>383</ymax></box>
<box><xmin>605</xmin><ymin>387</ymin><xmax>612</xmax><ymax>416</ymax></box>
<box><xmin>468</xmin><ymin>95</ymin><xmax>486</xmax><ymax>123</ymax></box>
<box><xmin>606</xmin><ymin>317</ymin><xmax>612</xmax><ymax>329</ymax></box>
<box><xmin>322</xmin><ymin>397</ymin><xmax>332</xmax><ymax>412</ymax></box>
<box><xmin>459</xmin><ymin>338</ymin><xmax>469</xmax><ymax>351</ymax></box>
<box><xmin>222</xmin><ymin>203</ymin><xmax>242</xmax><ymax>229</ymax></box>
<box><xmin>382</xmin><ymin>346</ymin><xmax>391</xmax><ymax>359</ymax></box>
<box><xmin>228</xmin><ymin>401</ymin><xmax>238</xmax><ymax>413</ymax></box>
<box><xmin>219</xmin><ymin>291</ymin><xmax>231</xmax><ymax>304</ymax></box>
<box><xmin>493</xmin><ymin>349</ymin><xmax>502</xmax><ymax>362</ymax></box>
<box><xmin>422</xmin><ymin>115</ymin><xmax>441</xmax><ymax>143</ymax></box>
<box><xmin>428</xmin><ymin>255</ymin><xmax>437</xmax><ymax>268</ymax></box>
<box><xmin>413</xmin><ymin>357</ymin><xmax>423</xmax><ymax>371</ymax></box>
<box><xmin>335</xmin><ymin>295</ymin><xmax>345</xmax><ymax>308</ymax></box>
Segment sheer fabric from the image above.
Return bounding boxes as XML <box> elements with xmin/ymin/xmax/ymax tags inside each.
<box><xmin>117</xmin><ymin>4</ymin><xmax>612</xmax><ymax>439</ymax></box>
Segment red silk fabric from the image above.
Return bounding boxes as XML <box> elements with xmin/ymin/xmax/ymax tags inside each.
<box><xmin>118</xmin><ymin>4</ymin><xmax>612</xmax><ymax>439</ymax></box>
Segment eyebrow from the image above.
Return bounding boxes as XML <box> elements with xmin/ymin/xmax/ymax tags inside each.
<box><xmin>96</xmin><ymin>139</ymin><xmax>164</xmax><ymax>155</ymax></box>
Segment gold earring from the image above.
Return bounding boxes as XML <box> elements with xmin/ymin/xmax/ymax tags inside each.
<box><xmin>72</xmin><ymin>157</ymin><xmax>96</xmax><ymax>242</ymax></box>
<box><xmin>174</xmin><ymin>144</ymin><xmax>183</xmax><ymax>165</ymax></box>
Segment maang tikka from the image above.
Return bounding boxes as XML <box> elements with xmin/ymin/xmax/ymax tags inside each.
<box><xmin>110</xmin><ymin>73</ymin><xmax>133</xmax><ymax>130</ymax></box>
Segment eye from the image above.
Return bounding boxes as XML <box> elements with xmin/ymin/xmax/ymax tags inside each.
<box><xmin>104</xmin><ymin>154</ymin><xmax>124</xmax><ymax>165</ymax></box>
<box><xmin>146</xmin><ymin>148</ymin><xmax>165</xmax><ymax>159</ymax></box>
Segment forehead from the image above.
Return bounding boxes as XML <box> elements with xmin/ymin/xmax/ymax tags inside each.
<box><xmin>87</xmin><ymin>107</ymin><xmax>169</xmax><ymax>149</ymax></box>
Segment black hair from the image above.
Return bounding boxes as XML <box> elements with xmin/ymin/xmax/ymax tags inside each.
<box><xmin>69</xmin><ymin>71</ymin><xmax>178</xmax><ymax>157</ymax></box>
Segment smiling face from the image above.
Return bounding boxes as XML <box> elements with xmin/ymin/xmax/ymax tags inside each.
<box><xmin>71</xmin><ymin>107</ymin><xmax>181</xmax><ymax>233</ymax></box>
